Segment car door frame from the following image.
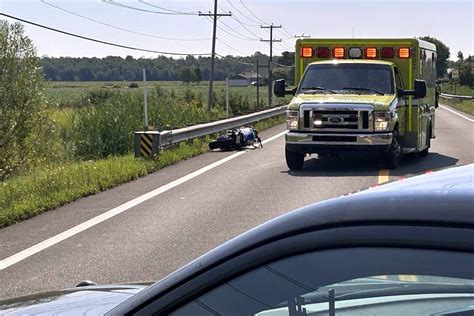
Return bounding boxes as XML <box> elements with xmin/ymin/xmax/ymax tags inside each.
<box><xmin>115</xmin><ymin>223</ymin><xmax>474</xmax><ymax>315</ymax></box>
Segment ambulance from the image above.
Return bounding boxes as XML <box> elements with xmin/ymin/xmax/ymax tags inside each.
<box><xmin>274</xmin><ymin>38</ymin><xmax>437</xmax><ymax>170</ymax></box>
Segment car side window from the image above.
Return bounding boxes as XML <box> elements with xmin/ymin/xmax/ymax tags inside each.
<box><xmin>394</xmin><ymin>66</ymin><xmax>404</xmax><ymax>90</ymax></box>
<box><xmin>170</xmin><ymin>247</ymin><xmax>474</xmax><ymax>316</ymax></box>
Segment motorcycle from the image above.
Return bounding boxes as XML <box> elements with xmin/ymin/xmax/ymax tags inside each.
<box><xmin>209</xmin><ymin>127</ymin><xmax>263</xmax><ymax>151</ymax></box>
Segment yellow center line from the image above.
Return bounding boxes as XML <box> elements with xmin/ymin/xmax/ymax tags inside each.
<box><xmin>378</xmin><ymin>169</ymin><xmax>390</xmax><ymax>184</ymax></box>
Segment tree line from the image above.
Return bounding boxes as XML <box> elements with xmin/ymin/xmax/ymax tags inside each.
<box><xmin>41</xmin><ymin>52</ymin><xmax>295</xmax><ymax>82</ymax></box>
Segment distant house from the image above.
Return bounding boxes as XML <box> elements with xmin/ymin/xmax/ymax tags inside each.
<box><xmin>228</xmin><ymin>71</ymin><xmax>263</xmax><ymax>87</ymax></box>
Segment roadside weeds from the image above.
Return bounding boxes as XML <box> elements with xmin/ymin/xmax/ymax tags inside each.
<box><xmin>0</xmin><ymin>115</ymin><xmax>285</xmax><ymax>228</ymax></box>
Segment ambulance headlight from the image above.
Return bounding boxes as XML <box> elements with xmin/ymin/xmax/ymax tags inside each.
<box><xmin>374</xmin><ymin>112</ymin><xmax>391</xmax><ymax>131</ymax></box>
<box><xmin>287</xmin><ymin>111</ymin><xmax>299</xmax><ymax>130</ymax></box>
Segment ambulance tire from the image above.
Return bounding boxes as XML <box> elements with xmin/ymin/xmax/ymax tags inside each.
<box><xmin>384</xmin><ymin>130</ymin><xmax>402</xmax><ymax>170</ymax></box>
<box><xmin>286</xmin><ymin>147</ymin><xmax>305</xmax><ymax>170</ymax></box>
<box><xmin>419</xmin><ymin>124</ymin><xmax>431</xmax><ymax>157</ymax></box>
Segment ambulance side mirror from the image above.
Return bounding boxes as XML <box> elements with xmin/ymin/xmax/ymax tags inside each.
<box><xmin>414</xmin><ymin>80</ymin><xmax>427</xmax><ymax>99</ymax></box>
<box><xmin>400</xmin><ymin>79</ymin><xmax>427</xmax><ymax>99</ymax></box>
<box><xmin>274</xmin><ymin>79</ymin><xmax>286</xmax><ymax>97</ymax></box>
<box><xmin>274</xmin><ymin>79</ymin><xmax>296</xmax><ymax>97</ymax></box>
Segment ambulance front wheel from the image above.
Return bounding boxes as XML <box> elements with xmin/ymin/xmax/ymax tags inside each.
<box><xmin>285</xmin><ymin>147</ymin><xmax>305</xmax><ymax>170</ymax></box>
<box><xmin>384</xmin><ymin>130</ymin><xmax>402</xmax><ymax>170</ymax></box>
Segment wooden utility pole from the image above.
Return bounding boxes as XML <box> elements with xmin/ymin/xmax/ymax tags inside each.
<box><xmin>294</xmin><ymin>34</ymin><xmax>311</xmax><ymax>38</ymax></box>
<box><xmin>261</xmin><ymin>24</ymin><xmax>281</xmax><ymax>107</ymax></box>
<box><xmin>199</xmin><ymin>2</ymin><xmax>231</xmax><ymax>111</ymax></box>
<box><xmin>256</xmin><ymin>60</ymin><xmax>269</xmax><ymax>108</ymax></box>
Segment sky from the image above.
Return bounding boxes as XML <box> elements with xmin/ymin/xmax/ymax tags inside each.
<box><xmin>0</xmin><ymin>0</ymin><xmax>472</xmax><ymax>59</ymax></box>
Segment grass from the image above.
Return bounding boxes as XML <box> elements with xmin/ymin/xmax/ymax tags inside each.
<box><xmin>0</xmin><ymin>114</ymin><xmax>285</xmax><ymax>228</ymax></box>
<box><xmin>439</xmin><ymin>83</ymin><xmax>473</xmax><ymax>96</ymax></box>
<box><xmin>438</xmin><ymin>83</ymin><xmax>473</xmax><ymax>116</ymax></box>
<box><xmin>45</xmin><ymin>80</ymin><xmax>274</xmax><ymax>109</ymax></box>
<box><xmin>440</xmin><ymin>98</ymin><xmax>474</xmax><ymax>116</ymax></box>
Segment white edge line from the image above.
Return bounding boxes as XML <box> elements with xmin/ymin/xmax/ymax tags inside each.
<box><xmin>0</xmin><ymin>130</ymin><xmax>288</xmax><ymax>271</ymax></box>
<box><xmin>439</xmin><ymin>105</ymin><xmax>474</xmax><ymax>122</ymax></box>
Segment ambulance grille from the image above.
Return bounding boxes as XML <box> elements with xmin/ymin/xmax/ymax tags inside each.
<box><xmin>303</xmin><ymin>109</ymin><xmax>370</xmax><ymax>131</ymax></box>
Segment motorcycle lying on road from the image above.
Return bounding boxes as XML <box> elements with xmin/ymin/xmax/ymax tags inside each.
<box><xmin>209</xmin><ymin>127</ymin><xmax>263</xmax><ymax>151</ymax></box>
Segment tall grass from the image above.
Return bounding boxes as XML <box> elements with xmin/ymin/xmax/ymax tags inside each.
<box><xmin>440</xmin><ymin>83</ymin><xmax>473</xmax><ymax>96</ymax></box>
<box><xmin>0</xmin><ymin>114</ymin><xmax>285</xmax><ymax>228</ymax></box>
<box><xmin>63</xmin><ymin>89</ymin><xmax>226</xmax><ymax>159</ymax></box>
<box><xmin>0</xmin><ymin>139</ymin><xmax>208</xmax><ymax>227</ymax></box>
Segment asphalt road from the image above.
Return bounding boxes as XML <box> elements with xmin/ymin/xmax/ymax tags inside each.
<box><xmin>0</xmin><ymin>104</ymin><xmax>473</xmax><ymax>300</ymax></box>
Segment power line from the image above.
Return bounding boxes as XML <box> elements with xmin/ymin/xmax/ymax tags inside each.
<box><xmin>206</xmin><ymin>16</ymin><xmax>259</xmax><ymax>41</ymax></box>
<box><xmin>217</xmin><ymin>4</ymin><xmax>263</xmax><ymax>39</ymax></box>
<box><xmin>273</xmin><ymin>61</ymin><xmax>295</xmax><ymax>68</ymax></box>
<box><xmin>219</xmin><ymin>18</ymin><xmax>259</xmax><ymax>40</ymax></box>
<box><xmin>204</xmin><ymin>16</ymin><xmax>256</xmax><ymax>44</ymax></box>
<box><xmin>225</xmin><ymin>0</ymin><xmax>260</xmax><ymax>26</ymax></box>
<box><xmin>0</xmin><ymin>12</ymin><xmax>210</xmax><ymax>56</ymax></box>
<box><xmin>230</xmin><ymin>15</ymin><xmax>263</xmax><ymax>39</ymax></box>
<box><xmin>215</xmin><ymin>53</ymin><xmax>254</xmax><ymax>65</ymax></box>
<box><xmin>138</xmin><ymin>0</ymin><xmax>199</xmax><ymax>15</ymax></box>
<box><xmin>239</xmin><ymin>0</ymin><xmax>268</xmax><ymax>24</ymax></box>
<box><xmin>41</xmin><ymin>0</ymin><xmax>211</xmax><ymax>42</ymax></box>
<box><xmin>216</xmin><ymin>38</ymin><xmax>251</xmax><ymax>56</ymax></box>
<box><xmin>103</xmin><ymin>0</ymin><xmax>199</xmax><ymax>16</ymax></box>
<box><xmin>207</xmin><ymin>17</ymin><xmax>254</xmax><ymax>55</ymax></box>
<box><xmin>281</xmin><ymin>26</ymin><xmax>293</xmax><ymax>38</ymax></box>
<box><xmin>274</xmin><ymin>40</ymin><xmax>292</xmax><ymax>50</ymax></box>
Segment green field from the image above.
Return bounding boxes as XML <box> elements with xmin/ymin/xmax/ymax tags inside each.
<box><xmin>439</xmin><ymin>83</ymin><xmax>474</xmax><ymax>96</ymax></box>
<box><xmin>45</xmin><ymin>80</ymin><xmax>274</xmax><ymax>110</ymax></box>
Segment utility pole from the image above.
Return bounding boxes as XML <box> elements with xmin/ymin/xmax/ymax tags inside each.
<box><xmin>294</xmin><ymin>33</ymin><xmax>311</xmax><ymax>38</ymax></box>
<box><xmin>199</xmin><ymin>2</ymin><xmax>231</xmax><ymax>111</ymax></box>
<box><xmin>261</xmin><ymin>24</ymin><xmax>281</xmax><ymax>107</ymax></box>
<box><xmin>256</xmin><ymin>60</ymin><xmax>269</xmax><ymax>108</ymax></box>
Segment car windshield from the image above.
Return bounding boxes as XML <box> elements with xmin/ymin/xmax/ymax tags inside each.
<box><xmin>299</xmin><ymin>63</ymin><xmax>395</xmax><ymax>95</ymax></box>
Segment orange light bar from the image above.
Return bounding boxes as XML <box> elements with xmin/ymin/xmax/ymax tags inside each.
<box><xmin>300</xmin><ymin>47</ymin><xmax>313</xmax><ymax>58</ymax></box>
<box><xmin>398</xmin><ymin>47</ymin><xmax>410</xmax><ymax>58</ymax></box>
<box><xmin>365</xmin><ymin>47</ymin><xmax>377</xmax><ymax>58</ymax></box>
<box><xmin>333</xmin><ymin>47</ymin><xmax>345</xmax><ymax>58</ymax></box>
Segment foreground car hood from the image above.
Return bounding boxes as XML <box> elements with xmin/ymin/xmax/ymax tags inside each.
<box><xmin>0</xmin><ymin>284</ymin><xmax>149</xmax><ymax>315</ymax></box>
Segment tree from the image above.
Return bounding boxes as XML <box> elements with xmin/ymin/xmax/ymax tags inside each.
<box><xmin>193</xmin><ymin>67</ymin><xmax>202</xmax><ymax>85</ymax></box>
<box><xmin>277</xmin><ymin>51</ymin><xmax>295</xmax><ymax>66</ymax></box>
<box><xmin>0</xmin><ymin>20</ymin><xmax>46</xmax><ymax>179</ymax></box>
<box><xmin>181</xmin><ymin>68</ymin><xmax>192</xmax><ymax>84</ymax></box>
<box><xmin>419</xmin><ymin>36</ymin><xmax>450</xmax><ymax>77</ymax></box>
<box><xmin>459</xmin><ymin>56</ymin><xmax>473</xmax><ymax>87</ymax></box>
<box><xmin>457</xmin><ymin>51</ymin><xmax>464</xmax><ymax>62</ymax></box>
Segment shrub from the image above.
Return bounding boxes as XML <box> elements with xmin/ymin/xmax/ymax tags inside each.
<box><xmin>128</xmin><ymin>82</ymin><xmax>139</xmax><ymax>88</ymax></box>
<box><xmin>0</xmin><ymin>20</ymin><xmax>53</xmax><ymax>180</ymax></box>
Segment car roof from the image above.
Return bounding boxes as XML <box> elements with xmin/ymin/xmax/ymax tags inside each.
<box><xmin>308</xmin><ymin>59</ymin><xmax>396</xmax><ymax>66</ymax></box>
<box><xmin>112</xmin><ymin>164</ymin><xmax>474</xmax><ymax>314</ymax></box>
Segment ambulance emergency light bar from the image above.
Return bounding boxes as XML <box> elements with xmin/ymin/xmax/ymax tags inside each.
<box><xmin>300</xmin><ymin>46</ymin><xmax>410</xmax><ymax>59</ymax></box>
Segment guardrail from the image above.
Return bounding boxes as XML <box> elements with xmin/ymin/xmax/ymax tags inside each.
<box><xmin>135</xmin><ymin>105</ymin><xmax>287</xmax><ymax>157</ymax></box>
<box><xmin>440</xmin><ymin>93</ymin><xmax>473</xmax><ymax>100</ymax></box>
